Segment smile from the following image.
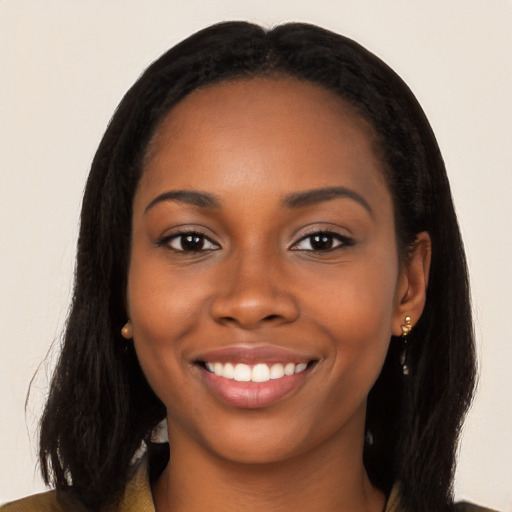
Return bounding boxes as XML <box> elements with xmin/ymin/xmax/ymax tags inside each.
<box><xmin>204</xmin><ymin>362</ymin><xmax>309</xmax><ymax>382</ymax></box>
<box><xmin>193</xmin><ymin>345</ymin><xmax>318</xmax><ymax>408</ymax></box>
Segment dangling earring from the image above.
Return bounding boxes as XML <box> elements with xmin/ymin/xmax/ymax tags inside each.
<box><xmin>121</xmin><ymin>321</ymin><xmax>133</xmax><ymax>339</ymax></box>
<box><xmin>400</xmin><ymin>316</ymin><xmax>412</xmax><ymax>375</ymax></box>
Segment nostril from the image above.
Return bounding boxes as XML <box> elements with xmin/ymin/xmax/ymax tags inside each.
<box><xmin>210</xmin><ymin>293</ymin><xmax>299</xmax><ymax>329</ymax></box>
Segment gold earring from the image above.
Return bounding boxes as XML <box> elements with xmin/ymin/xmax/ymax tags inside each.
<box><xmin>400</xmin><ymin>316</ymin><xmax>412</xmax><ymax>375</ymax></box>
<box><xmin>121</xmin><ymin>321</ymin><xmax>133</xmax><ymax>339</ymax></box>
<box><xmin>401</xmin><ymin>315</ymin><xmax>412</xmax><ymax>336</ymax></box>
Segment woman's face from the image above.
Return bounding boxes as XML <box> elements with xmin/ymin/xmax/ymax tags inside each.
<box><xmin>127</xmin><ymin>77</ymin><xmax>416</xmax><ymax>464</ymax></box>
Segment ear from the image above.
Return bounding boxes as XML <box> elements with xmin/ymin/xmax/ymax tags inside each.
<box><xmin>392</xmin><ymin>231</ymin><xmax>431</xmax><ymax>336</ymax></box>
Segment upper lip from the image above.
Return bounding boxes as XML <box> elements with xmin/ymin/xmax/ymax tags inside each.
<box><xmin>192</xmin><ymin>344</ymin><xmax>317</xmax><ymax>365</ymax></box>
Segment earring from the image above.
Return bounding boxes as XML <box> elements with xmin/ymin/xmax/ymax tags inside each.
<box><xmin>400</xmin><ymin>316</ymin><xmax>412</xmax><ymax>375</ymax></box>
<box><xmin>121</xmin><ymin>321</ymin><xmax>133</xmax><ymax>339</ymax></box>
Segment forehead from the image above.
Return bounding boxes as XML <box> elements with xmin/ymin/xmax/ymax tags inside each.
<box><xmin>139</xmin><ymin>77</ymin><xmax>390</xmax><ymax>209</ymax></box>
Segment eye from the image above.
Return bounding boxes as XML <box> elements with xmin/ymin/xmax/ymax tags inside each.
<box><xmin>291</xmin><ymin>231</ymin><xmax>352</xmax><ymax>252</ymax></box>
<box><xmin>162</xmin><ymin>232</ymin><xmax>219</xmax><ymax>252</ymax></box>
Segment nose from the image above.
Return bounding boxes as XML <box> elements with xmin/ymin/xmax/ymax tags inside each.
<box><xmin>210</xmin><ymin>253</ymin><xmax>299</xmax><ymax>330</ymax></box>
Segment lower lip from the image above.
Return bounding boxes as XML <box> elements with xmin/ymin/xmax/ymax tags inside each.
<box><xmin>199</xmin><ymin>367</ymin><xmax>310</xmax><ymax>409</ymax></box>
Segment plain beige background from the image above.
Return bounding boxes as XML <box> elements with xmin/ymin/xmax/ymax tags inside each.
<box><xmin>1</xmin><ymin>1</ymin><xmax>511</xmax><ymax>510</ymax></box>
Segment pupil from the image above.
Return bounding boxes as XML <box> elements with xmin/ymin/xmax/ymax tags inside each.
<box><xmin>311</xmin><ymin>234</ymin><xmax>332</xmax><ymax>250</ymax></box>
<box><xmin>182</xmin><ymin>234</ymin><xmax>203</xmax><ymax>251</ymax></box>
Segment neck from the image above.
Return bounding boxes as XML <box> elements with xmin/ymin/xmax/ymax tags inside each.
<box><xmin>152</xmin><ymin>415</ymin><xmax>385</xmax><ymax>512</ymax></box>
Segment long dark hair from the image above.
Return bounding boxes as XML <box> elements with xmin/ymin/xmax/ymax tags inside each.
<box><xmin>39</xmin><ymin>21</ymin><xmax>476</xmax><ymax>511</ymax></box>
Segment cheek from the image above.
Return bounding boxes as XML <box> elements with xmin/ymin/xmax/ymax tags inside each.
<box><xmin>305</xmin><ymin>253</ymin><xmax>399</xmax><ymax>385</ymax></box>
<box><xmin>307</xmin><ymin>247</ymin><xmax>398</xmax><ymax>328</ymax></box>
<box><xmin>126</xmin><ymin>257</ymin><xmax>210</xmax><ymax>401</ymax></box>
<box><xmin>128</xmin><ymin>253</ymin><xmax>208</xmax><ymax>338</ymax></box>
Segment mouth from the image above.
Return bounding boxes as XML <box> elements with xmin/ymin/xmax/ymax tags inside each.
<box><xmin>197</xmin><ymin>360</ymin><xmax>316</xmax><ymax>383</ymax></box>
<box><xmin>192</xmin><ymin>346</ymin><xmax>318</xmax><ymax>409</ymax></box>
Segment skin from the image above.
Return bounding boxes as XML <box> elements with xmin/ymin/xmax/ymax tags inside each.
<box><xmin>125</xmin><ymin>77</ymin><xmax>431</xmax><ymax>512</ymax></box>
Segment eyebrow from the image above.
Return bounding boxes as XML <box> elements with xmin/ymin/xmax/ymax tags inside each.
<box><xmin>144</xmin><ymin>190</ymin><xmax>222</xmax><ymax>214</ymax></box>
<box><xmin>144</xmin><ymin>186</ymin><xmax>373</xmax><ymax>216</ymax></box>
<box><xmin>283</xmin><ymin>186</ymin><xmax>373</xmax><ymax>215</ymax></box>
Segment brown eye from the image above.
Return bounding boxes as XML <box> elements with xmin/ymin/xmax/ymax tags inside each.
<box><xmin>165</xmin><ymin>233</ymin><xmax>219</xmax><ymax>252</ymax></box>
<box><xmin>310</xmin><ymin>234</ymin><xmax>334</xmax><ymax>250</ymax></box>
<box><xmin>292</xmin><ymin>232</ymin><xmax>352</xmax><ymax>252</ymax></box>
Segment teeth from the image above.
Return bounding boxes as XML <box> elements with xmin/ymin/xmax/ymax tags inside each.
<box><xmin>214</xmin><ymin>362</ymin><xmax>223</xmax><ymax>376</ymax></box>
<box><xmin>252</xmin><ymin>363</ymin><xmax>270</xmax><ymax>382</ymax></box>
<box><xmin>269</xmin><ymin>363</ymin><xmax>284</xmax><ymax>379</ymax></box>
<box><xmin>204</xmin><ymin>362</ymin><xmax>309</xmax><ymax>382</ymax></box>
<box><xmin>284</xmin><ymin>362</ymin><xmax>296</xmax><ymax>376</ymax></box>
<box><xmin>233</xmin><ymin>363</ymin><xmax>251</xmax><ymax>382</ymax></box>
<box><xmin>223</xmin><ymin>362</ymin><xmax>234</xmax><ymax>379</ymax></box>
<box><xmin>295</xmin><ymin>363</ymin><xmax>307</xmax><ymax>373</ymax></box>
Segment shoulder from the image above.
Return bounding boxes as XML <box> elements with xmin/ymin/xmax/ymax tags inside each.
<box><xmin>385</xmin><ymin>483</ymin><xmax>499</xmax><ymax>512</ymax></box>
<box><xmin>454</xmin><ymin>502</ymin><xmax>500</xmax><ymax>512</ymax></box>
<box><xmin>1</xmin><ymin>490</ymin><xmax>87</xmax><ymax>512</ymax></box>
<box><xmin>1</xmin><ymin>454</ymin><xmax>156</xmax><ymax>512</ymax></box>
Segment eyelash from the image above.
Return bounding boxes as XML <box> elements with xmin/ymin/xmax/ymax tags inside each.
<box><xmin>290</xmin><ymin>230</ymin><xmax>354</xmax><ymax>252</ymax></box>
<box><xmin>159</xmin><ymin>229</ymin><xmax>353</xmax><ymax>254</ymax></box>
<box><xmin>158</xmin><ymin>230</ymin><xmax>220</xmax><ymax>252</ymax></box>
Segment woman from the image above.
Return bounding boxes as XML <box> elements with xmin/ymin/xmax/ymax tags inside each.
<box><xmin>1</xmin><ymin>22</ymin><xmax>493</xmax><ymax>512</ymax></box>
